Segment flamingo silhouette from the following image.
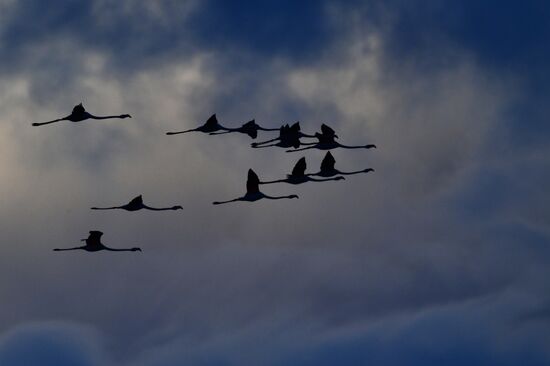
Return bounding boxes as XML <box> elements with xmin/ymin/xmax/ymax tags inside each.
<box><xmin>166</xmin><ymin>114</ymin><xmax>228</xmax><ymax>135</ymax></box>
<box><xmin>251</xmin><ymin>122</ymin><xmax>314</xmax><ymax>149</ymax></box>
<box><xmin>261</xmin><ymin>157</ymin><xmax>345</xmax><ymax>185</ymax></box>
<box><xmin>31</xmin><ymin>103</ymin><xmax>131</xmax><ymax>126</ymax></box>
<box><xmin>309</xmin><ymin>152</ymin><xmax>374</xmax><ymax>177</ymax></box>
<box><xmin>213</xmin><ymin>169</ymin><xmax>298</xmax><ymax>205</ymax></box>
<box><xmin>91</xmin><ymin>195</ymin><xmax>182</xmax><ymax>211</ymax></box>
<box><xmin>53</xmin><ymin>231</ymin><xmax>141</xmax><ymax>252</ymax></box>
<box><xmin>209</xmin><ymin>119</ymin><xmax>279</xmax><ymax>139</ymax></box>
<box><xmin>287</xmin><ymin>124</ymin><xmax>376</xmax><ymax>152</ymax></box>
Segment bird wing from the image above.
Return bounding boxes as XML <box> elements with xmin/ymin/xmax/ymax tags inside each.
<box><xmin>320</xmin><ymin>152</ymin><xmax>336</xmax><ymax>171</ymax></box>
<box><xmin>246</xmin><ymin>169</ymin><xmax>260</xmax><ymax>194</ymax></box>
<box><xmin>290</xmin><ymin>122</ymin><xmax>301</xmax><ymax>132</ymax></box>
<box><xmin>291</xmin><ymin>157</ymin><xmax>307</xmax><ymax>176</ymax></box>
<box><xmin>242</xmin><ymin>120</ymin><xmax>257</xmax><ymax>128</ymax></box>
<box><xmin>128</xmin><ymin>195</ymin><xmax>144</xmax><ymax>206</ymax></box>
<box><xmin>204</xmin><ymin>114</ymin><xmax>218</xmax><ymax>128</ymax></box>
<box><xmin>87</xmin><ymin>230</ymin><xmax>103</xmax><ymax>245</ymax></box>
<box><xmin>321</xmin><ymin>123</ymin><xmax>336</xmax><ymax>136</ymax></box>
<box><xmin>72</xmin><ymin>103</ymin><xmax>86</xmax><ymax>115</ymax></box>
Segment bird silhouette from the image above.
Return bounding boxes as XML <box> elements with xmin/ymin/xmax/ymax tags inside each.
<box><xmin>53</xmin><ymin>231</ymin><xmax>141</xmax><ymax>252</ymax></box>
<box><xmin>91</xmin><ymin>195</ymin><xmax>183</xmax><ymax>211</ymax></box>
<box><xmin>309</xmin><ymin>152</ymin><xmax>374</xmax><ymax>177</ymax></box>
<box><xmin>166</xmin><ymin>114</ymin><xmax>228</xmax><ymax>135</ymax></box>
<box><xmin>287</xmin><ymin>123</ymin><xmax>376</xmax><ymax>152</ymax></box>
<box><xmin>31</xmin><ymin>103</ymin><xmax>131</xmax><ymax>126</ymax></box>
<box><xmin>261</xmin><ymin>157</ymin><xmax>345</xmax><ymax>185</ymax></box>
<box><xmin>209</xmin><ymin>119</ymin><xmax>279</xmax><ymax>139</ymax></box>
<box><xmin>213</xmin><ymin>169</ymin><xmax>299</xmax><ymax>205</ymax></box>
<box><xmin>251</xmin><ymin>122</ymin><xmax>314</xmax><ymax>149</ymax></box>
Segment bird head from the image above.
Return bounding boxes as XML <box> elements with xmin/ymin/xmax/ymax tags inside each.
<box><xmin>366</xmin><ymin>144</ymin><xmax>376</xmax><ymax>149</ymax></box>
<box><xmin>172</xmin><ymin>205</ymin><xmax>183</xmax><ymax>210</ymax></box>
<box><xmin>131</xmin><ymin>247</ymin><xmax>142</xmax><ymax>252</ymax></box>
<box><xmin>289</xmin><ymin>194</ymin><xmax>299</xmax><ymax>199</ymax></box>
<box><xmin>121</xmin><ymin>114</ymin><xmax>132</xmax><ymax>118</ymax></box>
<box><xmin>335</xmin><ymin>176</ymin><xmax>346</xmax><ymax>181</ymax></box>
<box><xmin>364</xmin><ymin>168</ymin><xmax>375</xmax><ymax>173</ymax></box>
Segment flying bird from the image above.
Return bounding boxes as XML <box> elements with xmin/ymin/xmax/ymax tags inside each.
<box><xmin>309</xmin><ymin>152</ymin><xmax>374</xmax><ymax>177</ymax></box>
<box><xmin>91</xmin><ymin>195</ymin><xmax>183</xmax><ymax>211</ymax></box>
<box><xmin>251</xmin><ymin>122</ymin><xmax>314</xmax><ymax>149</ymax></box>
<box><xmin>287</xmin><ymin>123</ymin><xmax>376</xmax><ymax>152</ymax></box>
<box><xmin>213</xmin><ymin>169</ymin><xmax>299</xmax><ymax>205</ymax></box>
<box><xmin>261</xmin><ymin>157</ymin><xmax>345</xmax><ymax>185</ymax></box>
<box><xmin>31</xmin><ymin>103</ymin><xmax>131</xmax><ymax>126</ymax></box>
<box><xmin>166</xmin><ymin>114</ymin><xmax>228</xmax><ymax>135</ymax></box>
<box><xmin>53</xmin><ymin>231</ymin><xmax>141</xmax><ymax>252</ymax></box>
<box><xmin>209</xmin><ymin>119</ymin><xmax>279</xmax><ymax>139</ymax></box>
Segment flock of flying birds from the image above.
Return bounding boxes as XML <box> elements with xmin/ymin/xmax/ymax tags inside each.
<box><xmin>33</xmin><ymin>103</ymin><xmax>376</xmax><ymax>252</ymax></box>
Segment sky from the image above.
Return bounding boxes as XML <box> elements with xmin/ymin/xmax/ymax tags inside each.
<box><xmin>0</xmin><ymin>1</ymin><xmax>549</xmax><ymax>365</ymax></box>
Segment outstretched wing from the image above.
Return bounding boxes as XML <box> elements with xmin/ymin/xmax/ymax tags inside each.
<box><xmin>246</xmin><ymin>169</ymin><xmax>260</xmax><ymax>194</ymax></box>
<box><xmin>204</xmin><ymin>114</ymin><xmax>218</xmax><ymax>128</ymax></box>
<box><xmin>290</xmin><ymin>121</ymin><xmax>301</xmax><ymax>132</ymax></box>
<box><xmin>86</xmin><ymin>230</ymin><xmax>103</xmax><ymax>247</ymax></box>
<box><xmin>72</xmin><ymin>103</ymin><xmax>86</xmax><ymax>115</ymax></box>
<box><xmin>321</xmin><ymin>123</ymin><xmax>336</xmax><ymax>137</ymax></box>
<box><xmin>241</xmin><ymin>120</ymin><xmax>257</xmax><ymax>129</ymax></box>
<box><xmin>128</xmin><ymin>195</ymin><xmax>144</xmax><ymax>206</ymax></box>
<box><xmin>320</xmin><ymin>152</ymin><xmax>336</xmax><ymax>172</ymax></box>
<box><xmin>291</xmin><ymin>157</ymin><xmax>307</xmax><ymax>176</ymax></box>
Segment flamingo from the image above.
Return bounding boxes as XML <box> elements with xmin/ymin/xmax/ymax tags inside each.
<box><xmin>53</xmin><ymin>231</ymin><xmax>141</xmax><ymax>252</ymax></box>
<box><xmin>286</xmin><ymin>123</ymin><xmax>376</xmax><ymax>152</ymax></box>
<box><xmin>213</xmin><ymin>169</ymin><xmax>298</xmax><ymax>205</ymax></box>
<box><xmin>209</xmin><ymin>119</ymin><xmax>279</xmax><ymax>139</ymax></box>
<box><xmin>31</xmin><ymin>103</ymin><xmax>131</xmax><ymax>126</ymax></box>
<box><xmin>91</xmin><ymin>195</ymin><xmax>182</xmax><ymax>211</ymax></box>
<box><xmin>261</xmin><ymin>157</ymin><xmax>345</xmax><ymax>185</ymax></box>
<box><xmin>166</xmin><ymin>114</ymin><xmax>228</xmax><ymax>135</ymax></box>
<box><xmin>309</xmin><ymin>152</ymin><xmax>374</xmax><ymax>177</ymax></box>
<box><xmin>251</xmin><ymin>122</ymin><xmax>314</xmax><ymax>149</ymax></box>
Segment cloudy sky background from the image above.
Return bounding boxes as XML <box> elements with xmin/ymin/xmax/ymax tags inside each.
<box><xmin>0</xmin><ymin>1</ymin><xmax>549</xmax><ymax>365</ymax></box>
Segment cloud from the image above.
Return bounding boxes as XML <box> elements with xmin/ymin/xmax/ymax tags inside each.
<box><xmin>0</xmin><ymin>1</ymin><xmax>548</xmax><ymax>365</ymax></box>
<box><xmin>0</xmin><ymin>322</ymin><xmax>108</xmax><ymax>366</ymax></box>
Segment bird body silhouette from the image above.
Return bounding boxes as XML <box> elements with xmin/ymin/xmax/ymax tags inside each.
<box><xmin>91</xmin><ymin>195</ymin><xmax>182</xmax><ymax>211</ymax></box>
<box><xmin>209</xmin><ymin>119</ymin><xmax>279</xmax><ymax>139</ymax></box>
<box><xmin>166</xmin><ymin>114</ymin><xmax>228</xmax><ymax>135</ymax></box>
<box><xmin>252</xmin><ymin>122</ymin><xmax>314</xmax><ymax>149</ymax></box>
<box><xmin>310</xmin><ymin>152</ymin><xmax>374</xmax><ymax>177</ymax></box>
<box><xmin>261</xmin><ymin>157</ymin><xmax>345</xmax><ymax>185</ymax></box>
<box><xmin>287</xmin><ymin>124</ymin><xmax>376</xmax><ymax>152</ymax></box>
<box><xmin>32</xmin><ymin>103</ymin><xmax>131</xmax><ymax>126</ymax></box>
<box><xmin>53</xmin><ymin>231</ymin><xmax>141</xmax><ymax>252</ymax></box>
<box><xmin>213</xmin><ymin>169</ymin><xmax>298</xmax><ymax>205</ymax></box>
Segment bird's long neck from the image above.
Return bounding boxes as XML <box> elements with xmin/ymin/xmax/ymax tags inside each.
<box><xmin>257</xmin><ymin>126</ymin><xmax>280</xmax><ymax>131</ymax></box>
<box><xmin>339</xmin><ymin>169</ymin><xmax>373</xmax><ymax>176</ymax></box>
<box><xmin>142</xmin><ymin>205</ymin><xmax>175</xmax><ymax>211</ymax></box>
<box><xmin>263</xmin><ymin>194</ymin><xmax>297</xmax><ymax>200</ymax></box>
<box><xmin>53</xmin><ymin>246</ymin><xmax>85</xmax><ymax>251</ymax></box>
<box><xmin>104</xmin><ymin>247</ymin><xmax>138</xmax><ymax>252</ymax></box>
<box><xmin>32</xmin><ymin>117</ymin><xmax>67</xmax><ymax>126</ymax></box>
<box><xmin>337</xmin><ymin>142</ymin><xmax>376</xmax><ymax>149</ymax></box>
<box><xmin>260</xmin><ymin>178</ymin><xmax>287</xmax><ymax>185</ymax></box>
<box><xmin>307</xmin><ymin>176</ymin><xmax>344</xmax><ymax>182</ymax></box>
<box><xmin>88</xmin><ymin>114</ymin><xmax>129</xmax><ymax>120</ymax></box>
